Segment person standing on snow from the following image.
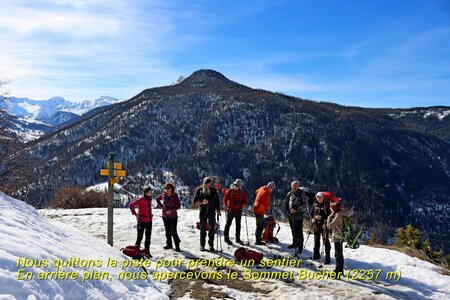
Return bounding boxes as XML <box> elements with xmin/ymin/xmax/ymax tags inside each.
<box><xmin>223</xmin><ymin>179</ymin><xmax>248</xmax><ymax>245</ymax></box>
<box><xmin>129</xmin><ymin>186</ymin><xmax>153</xmax><ymax>258</ymax></box>
<box><xmin>327</xmin><ymin>201</ymin><xmax>346</xmax><ymax>275</ymax></box>
<box><xmin>311</xmin><ymin>192</ymin><xmax>331</xmax><ymax>263</ymax></box>
<box><xmin>285</xmin><ymin>181</ymin><xmax>303</xmax><ymax>248</ymax></box>
<box><xmin>253</xmin><ymin>181</ymin><xmax>275</xmax><ymax>245</ymax></box>
<box><xmin>193</xmin><ymin>177</ymin><xmax>221</xmax><ymax>252</ymax></box>
<box><xmin>156</xmin><ymin>182</ymin><xmax>181</xmax><ymax>252</ymax></box>
<box><xmin>288</xmin><ymin>181</ymin><xmax>307</xmax><ymax>254</ymax></box>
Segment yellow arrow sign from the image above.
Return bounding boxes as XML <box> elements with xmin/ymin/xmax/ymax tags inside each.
<box><xmin>115</xmin><ymin>170</ymin><xmax>126</xmax><ymax>177</ymax></box>
<box><xmin>109</xmin><ymin>177</ymin><xmax>120</xmax><ymax>185</ymax></box>
<box><xmin>100</xmin><ymin>169</ymin><xmax>109</xmax><ymax>176</ymax></box>
<box><xmin>114</xmin><ymin>163</ymin><xmax>122</xmax><ymax>170</ymax></box>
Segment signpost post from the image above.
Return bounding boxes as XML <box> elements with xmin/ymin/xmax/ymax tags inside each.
<box><xmin>100</xmin><ymin>153</ymin><xmax>126</xmax><ymax>247</ymax></box>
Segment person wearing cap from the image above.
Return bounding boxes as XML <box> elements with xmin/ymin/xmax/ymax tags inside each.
<box><xmin>310</xmin><ymin>192</ymin><xmax>331</xmax><ymax>263</ymax></box>
<box><xmin>129</xmin><ymin>186</ymin><xmax>153</xmax><ymax>257</ymax></box>
<box><xmin>253</xmin><ymin>181</ymin><xmax>275</xmax><ymax>245</ymax></box>
<box><xmin>223</xmin><ymin>179</ymin><xmax>248</xmax><ymax>245</ymax></box>
<box><xmin>193</xmin><ymin>177</ymin><xmax>221</xmax><ymax>252</ymax></box>
<box><xmin>156</xmin><ymin>182</ymin><xmax>181</xmax><ymax>252</ymax></box>
<box><xmin>287</xmin><ymin>181</ymin><xmax>307</xmax><ymax>254</ymax></box>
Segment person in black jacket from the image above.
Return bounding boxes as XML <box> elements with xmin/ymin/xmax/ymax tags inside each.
<box><xmin>310</xmin><ymin>192</ymin><xmax>331</xmax><ymax>263</ymax></box>
<box><xmin>193</xmin><ymin>177</ymin><xmax>221</xmax><ymax>252</ymax></box>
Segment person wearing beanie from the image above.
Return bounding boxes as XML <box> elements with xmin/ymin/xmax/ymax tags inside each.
<box><xmin>310</xmin><ymin>192</ymin><xmax>331</xmax><ymax>263</ymax></box>
<box><xmin>287</xmin><ymin>181</ymin><xmax>307</xmax><ymax>254</ymax></box>
<box><xmin>129</xmin><ymin>186</ymin><xmax>154</xmax><ymax>258</ymax></box>
<box><xmin>223</xmin><ymin>179</ymin><xmax>248</xmax><ymax>245</ymax></box>
<box><xmin>253</xmin><ymin>181</ymin><xmax>275</xmax><ymax>245</ymax></box>
<box><xmin>156</xmin><ymin>182</ymin><xmax>181</xmax><ymax>252</ymax></box>
<box><xmin>193</xmin><ymin>177</ymin><xmax>221</xmax><ymax>252</ymax></box>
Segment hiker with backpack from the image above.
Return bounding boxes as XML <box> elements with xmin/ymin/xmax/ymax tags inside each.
<box><xmin>129</xmin><ymin>186</ymin><xmax>153</xmax><ymax>258</ymax></box>
<box><xmin>223</xmin><ymin>179</ymin><xmax>248</xmax><ymax>245</ymax></box>
<box><xmin>285</xmin><ymin>181</ymin><xmax>303</xmax><ymax>248</ymax></box>
<box><xmin>287</xmin><ymin>181</ymin><xmax>307</xmax><ymax>255</ymax></box>
<box><xmin>327</xmin><ymin>201</ymin><xmax>346</xmax><ymax>275</ymax></box>
<box><xmin>253</xmin><ymin>181</ymin><xmax>275</xmax><ymax>245</ymax></box>
<box><xmin>310</xmin><ymin>192</ymin><xmax>331</xmax><ymax>263</ymax></box>
<box><xmin>155</xmin><ymin>182</ymin><xmax>181</xmax><ymax>252</ymax></box>
<box><xmin>193</xmin><ymin>177</ymin><xmax>221</xmax><ymax>252</ymax></box>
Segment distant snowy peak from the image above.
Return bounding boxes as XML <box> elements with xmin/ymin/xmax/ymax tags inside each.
<box><xmin>5</xmin><ymin>96</ymin><xmax>122</xmax><ymax>120</ymax></box>
<box><xmin>171</xmin><ymin>76</ymin><xmax>185</xmax><ymax>85</ymax></box>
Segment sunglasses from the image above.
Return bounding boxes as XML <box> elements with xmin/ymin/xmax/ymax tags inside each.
<box><xmin>164</xmin><ymin>187</ymin><xmax>171</xmax><ymax>190</ymax></box>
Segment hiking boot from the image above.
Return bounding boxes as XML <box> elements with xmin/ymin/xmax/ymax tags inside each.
<box><xmin>175</xmin><ymin>245</ymin><xmax>181</xmax><ymax>252</ymax></box>
<box><xmin>324</xmin><ymin>256</ymin><xmax>330</xmax><ymax>264</ymax></box>
<box><xmin>288</xmin><ymin>244</ymin><xmax>295</xmax><ymax>248</ymax></box>
<box><xmin>209</xmin><ymin>246</ymin><xmax>216</xmax><ymax>252</ymax></box>
<box><xmin>255</xmin><ymin>241</ymin><xmax>266</xmax><ymax>246</ymax></box>
<box><xmin>225</xmin><ymin>238</ymin><xmax>233</xmax><ymax>245</ymax></box>
<box><xmin>236</xmin><ymin>239</ymin><xmax>244</xmax><ymax>245</ymax></box>
<box><xmin>200</xmin><ymin>245</ymin><xmax>206</xmax><ymax>252</ymax></box>
<box><xmin>163</xmin><ymin>245</ymin><xmax>172</xmax><ymax>250</ymax></box>
<box><xmin>144</xmin><ymin>249</ymin><xmax>152</xmax><ymax>258</ymax></box>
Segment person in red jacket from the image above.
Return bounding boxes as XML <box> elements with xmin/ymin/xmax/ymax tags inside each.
<box><xmin>156</xmin><ymin>182</ymin><xmax>181</xmax><ymax>252</ymax></box>
<box><xmin>129</xmin><ymin>186</ymin><xmax>153</xmax><ymax>257</ymax></box>
<box><xmin>223</xmin><ymin>179</ymin><xmax>248</xmax><ymax>245</ymax></box>
<box><xmin>253</xmin><ymin>181</ymin><xmax>275</xmax><ymax>245</ymax></box>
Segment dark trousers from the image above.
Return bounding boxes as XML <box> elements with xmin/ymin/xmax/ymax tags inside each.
<box><xmin>291</xmin><ymin>217</ymin><xmax>304</xmax><ymax>250</ymax></box>
<box><xmin>200</xmin><ymin>213</ymin><xmax>216</xmax><ymax>247</ymax></box>
<box><xmin>163</xmin><ymin>217</ymin><xmax>180</xmax><ymax>247</ymax></box>
<box><xmin>313</xmin><ymin>225</ymin><xmax>331</xmax><ymax>261</ymax></box>
<box><xmin>255</xmin><ymin>214</ymin><xmax>264</xmax><ymax>242</ymax></box>
<box><xmin>135</xmin><ymin>221</ymin><xmax>152</xmax><ymax>250</ymax></box>
<box><xmin>289</xmin><ymin>217</ymin><xmax>294</xmax><ymax>244</ymax></box>
<box><xmin>224</xmin><ymin>210</ymin><xmax>241</xmax><ymax>240</ymax></box>
<box><xmin>334</xmin><ymin>241</ymin><xmax>344</xmax><ymax>273</ymax></box>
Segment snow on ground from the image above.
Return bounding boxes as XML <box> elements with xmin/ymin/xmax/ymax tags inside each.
<box><xmin>0</xmin><ymin>192</ymin><xmax>170</xmax><ymax>300</ymax></box>
<box><xmin>39</xmin><ymin>206</ymin><xmax>450</xmax><ymax>300</ymax></box>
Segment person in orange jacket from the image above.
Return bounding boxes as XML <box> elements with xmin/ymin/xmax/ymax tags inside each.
<box><xmin>253</xmin><ymin>181</ymin><xmax>275</xmax><ymax>245</ymax></box>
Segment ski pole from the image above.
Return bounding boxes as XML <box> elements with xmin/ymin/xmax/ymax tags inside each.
<box><xmin>244</xmin><ymin>209</ymin><xmax>250</xmax><ymax>246</ymax></box>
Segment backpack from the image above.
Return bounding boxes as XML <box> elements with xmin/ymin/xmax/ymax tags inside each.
<box><xmin>234</xmin><ymin>247</ymin><xmax>264</xmax><ymax>264</ymax></box>
<box><xmin>322</xmin><ymin>191</ymin><xmax>342</xmax><ymax>202</ymax></box>
<box><xmin>285</xmin><ymin>190</ymin><xmax>305</xmax><ymax>213</ymax></box>
<box><xmin>120</xmin><ymin>245</ymin><xmax>147</xmax><ymax>259</ymax></box>
<box><xmin>342</xmin><ymin>215</ymin><xmax>362</xmax><ymax>249</ymax></box>
<box><xmin>258</xmin><ymin>216</ymin><xmax>280</xmax><ymax>243</ymax></box>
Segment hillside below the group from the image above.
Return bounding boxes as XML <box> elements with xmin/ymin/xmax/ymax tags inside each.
<box><xmin>17</xmin><ymin>69</ymin><xmax>450</xmax><ymax>252</ymax></box>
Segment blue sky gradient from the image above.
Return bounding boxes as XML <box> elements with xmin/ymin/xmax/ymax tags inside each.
<box><xmin>0</xmin><ymin>0</ymin><xmax>449</xmax><ymax>107</ymax></box>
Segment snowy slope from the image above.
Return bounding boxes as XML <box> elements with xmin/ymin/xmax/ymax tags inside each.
<box><xmin>0</xmin><ymin>192</ymin><xmax>170</xmax><ymax>300</ymax></box>
<box><xmin>41</xmin><ymin>207</ymin><xmax>450</xmax><ymax>300</ymax></box>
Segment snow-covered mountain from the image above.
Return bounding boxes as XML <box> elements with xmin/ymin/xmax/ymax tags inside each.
<box><xmin>2</xmin><ymin>96</ymin><xmax>123</xmax><ymax>141</ymax></box>
<box><xmin>2</xmin><ymin>191</ymin><xmax>448</xmax><ymax>299</ymax></box>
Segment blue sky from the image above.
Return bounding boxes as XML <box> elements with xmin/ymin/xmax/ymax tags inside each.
<box><xmin>0</xmin><ymin>0</ymin><xmax>449</xmax><ymax>108</ymax></box>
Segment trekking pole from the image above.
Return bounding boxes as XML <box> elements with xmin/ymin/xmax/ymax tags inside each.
<box><xmin>244</xmin><ymin>209</ymin><xmax>250</xmax><ymax>246</ymax></box>
<box><xmin>217</xmin><ymin>214</ymin><xmax>223</xmax><ymax>252</ymax></box>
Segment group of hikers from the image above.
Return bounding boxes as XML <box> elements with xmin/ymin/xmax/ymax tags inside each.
<box><xmin>129</xmin><ymin>177</ymin><xmax>347</xmax><ymax>274</ymax></box>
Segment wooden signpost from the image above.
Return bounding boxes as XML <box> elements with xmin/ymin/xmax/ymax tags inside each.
<box><xmin>100</xmin><ymin>153</ymin><xmax>126</xmax><ymax>246</ymax></box>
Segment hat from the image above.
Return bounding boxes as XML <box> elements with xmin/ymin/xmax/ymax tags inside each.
<box><xmin>316</xmin><ymin>192</ymin><xmax>324</xmax><ymax>197</ymax></box>
<box><xmin>143</xmin><ymin>186</ymin><xmax>153</xmax><ymax>194</ymax></box>
<box><xmin>233</xmin><ymin>179</ymin><xmax>244</xmax><ymax>187</ymax></box>
<box><xmin>203</xmin><ymin>177</ymin><xmax>212</xmax><ymax>184</ymax></box>
<box><xmin>266</xmin><ymin>181</ymin><xmax>276</xmax><ymax>190</ymax></box>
